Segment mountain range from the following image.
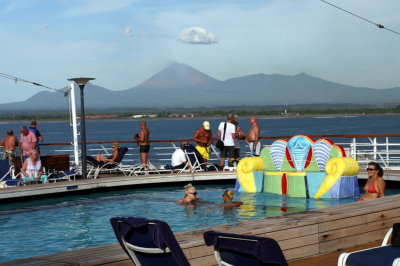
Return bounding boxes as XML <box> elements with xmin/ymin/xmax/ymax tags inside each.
<box><xmin>1</xmin><ymin>63</ymin><xmax>399</xmax><ymax>111</ymax></box>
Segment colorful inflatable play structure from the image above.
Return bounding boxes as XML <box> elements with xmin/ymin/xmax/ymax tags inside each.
<box><xmin>235</xmin><ymin>135</ymin><xmax>360</xmax><ymax>199</ymax></box>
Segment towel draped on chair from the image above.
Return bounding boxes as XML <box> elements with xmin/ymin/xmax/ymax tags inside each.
<box><xmin>110</xmin><ymin>217</ymin><xmax>190</xmax><ymax>266</ymax></box>
<box><xmin>204</xmin><ymin>230</ymin><xmax>288</xmax><ymax>266</ymax></box>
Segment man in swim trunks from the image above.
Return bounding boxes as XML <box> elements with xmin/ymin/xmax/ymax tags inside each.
<box><xmin>193</xmin><ymin>121</ymin><xmax>213</xmax><ymax>164</ymax></box>
<box><xmin>246</xmin><ymin>116</ymin><xmax>261</xmax><ymax>156</ymax></box>
<box><xmin>134</xmin><ymin>120</ymin><xmax>150</xmax><ymax>169</ymax></box>
<box><xmin>0</xmin><ymin>130</ymin><xmax>19</xmax><ymax>163</ymax></box>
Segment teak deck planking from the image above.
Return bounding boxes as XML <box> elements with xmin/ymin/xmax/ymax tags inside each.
<box><xmin>2</xmin><ymin>194</ymin><xmax>399</xmax><ymax>266</ymax></box>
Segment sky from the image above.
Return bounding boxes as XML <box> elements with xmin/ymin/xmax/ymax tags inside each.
<box><xmin>1</xmin><ymin>0</ymin><xmax>400</xmax><ymax>104</ymax></box>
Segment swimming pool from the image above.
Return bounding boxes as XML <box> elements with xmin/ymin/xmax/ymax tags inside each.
<box><xmin>0</xmin><ymin>184</ymin><xmax>397</xmax><ymax>262</ymax></box>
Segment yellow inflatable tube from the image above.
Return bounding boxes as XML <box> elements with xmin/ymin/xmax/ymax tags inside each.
<box><xmin>237</xmin><ymin>157</ymin><xmax>264</xmax><ymax>192</ymax></box>
<box><xmin>313</xmin><ymin>157</ymin><xmax>359</xmax><ymax>199</ymax></box>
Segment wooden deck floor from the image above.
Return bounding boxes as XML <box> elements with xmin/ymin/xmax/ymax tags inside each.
<box><xmin>0</xmin><ymin>240</ymin><xmax>382</xmax><ymax>266</ymax></box>
<box><xmin>290</xmin><ymin>240</ymin><xmax>381</xmax><ymax>266</ymax></box>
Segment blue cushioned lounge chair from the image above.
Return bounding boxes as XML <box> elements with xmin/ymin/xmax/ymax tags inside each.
<box><xmin>0</xmin><ymin>159</ymin><xmax>20</xmax><ymax>187</ymax></box>
<box><xmin>204</xmin><ymin>231</ymin><xmax>288</xmax><ymax>266</ymax></box>
<box><xmin>184</xmin><ymin>144</ymin><xmax>219</xmax><ymax>173</ymax></box>
<box><xmin>110</xmin><ymin>217</ymin><xmax>190</xmax><ymax>266</ymax></box>
<box><xmin>338</xmin><ymin>224</ymin><xmax>400</xmax><ymax>266</ymax></box>
<box><xmin>86</xmin><ymin>147</ymin><xmax>129</xmax><ymax>178</ymax></box>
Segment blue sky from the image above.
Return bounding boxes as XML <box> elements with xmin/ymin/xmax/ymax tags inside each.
<box><xmin>1</xmin><ymin>0</ymin><xmax>400</xmax><ymax>104</ymax></box>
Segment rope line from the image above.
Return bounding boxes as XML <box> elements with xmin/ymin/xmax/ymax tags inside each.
<box><xmin>321</xmin><ymin>0</ymin><xmax>400</xmax><ymax>37</ymax></box>
<box><xmin>0</xmin><ymin>72</ymin><xmax>65</xmax><ymax>93</ymax></box>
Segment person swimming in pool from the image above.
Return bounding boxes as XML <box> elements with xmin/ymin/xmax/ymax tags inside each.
<box><xmin>359</xmin><ymin>162</ymin><xmax>385</xmax><ymax>201</ymax></box>
<box><xmin>178</xmin><ymin>183</ymin><xmax>201</xmax><ymax>204</ymax></box>
<box><xmin>220</xmin><ymin>190</ymin><xmax>243</xmax><ymax>207</ymax></box>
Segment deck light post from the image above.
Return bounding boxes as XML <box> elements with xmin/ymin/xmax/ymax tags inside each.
<box><xmin>67</xmin><ymin>77</ymin><xmax>95</xmax><ymax>179</ymax></box>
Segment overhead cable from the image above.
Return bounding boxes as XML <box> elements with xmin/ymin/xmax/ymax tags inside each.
<box><xmin>321</xmin><ymin>0</ymin><xmax>400</xmax><ymax>37</ymax></box>
<box><xmin>0</xmin><ymin>72</ymin><xmax>65</xmax><ymax>93</ymax></box>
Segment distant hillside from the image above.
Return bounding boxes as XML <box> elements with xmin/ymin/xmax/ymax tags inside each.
<box><xmin>0</xmin><ymin>62</ymin><xmax>399</xmax><ymax>111</ymax></box>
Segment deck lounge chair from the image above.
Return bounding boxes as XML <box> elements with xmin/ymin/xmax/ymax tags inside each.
<box><xmin>86</xmin><ymin>147</ymin><xmax>129</xmax><ymax>178</ymax></box>
<box><xmin>46</xmin><ymin>167</ymin><xmax>80</xmax><ymax>182</ymax></box>
<box><xmin>0</xmin><ymin>159</ymin><xmax>20</xmax><ymax>187</ymax></box>
<box><xmin>110</xmin><ymin>217</ymin><xmax>190</xmax><ymax>266</ymax></box>
<box><xmin>204</xmin><ymin>231</ymin><xmax>288</xmax><ymax>266</ymax></box>
<box><xmin>338</xmin><ymin>224</ymin><xmax>400</xmax><ymax>266</ymax></box>
<box><xmin>184</xmin><ymin>144</ymin><xmax>219</xmax><ymax>172</ymax></box>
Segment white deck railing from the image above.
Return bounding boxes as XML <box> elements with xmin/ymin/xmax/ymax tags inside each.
<box><xmin>35</xmin><ymin>133</ymin><xmax>400</xmax><ymax>170</ymax></box>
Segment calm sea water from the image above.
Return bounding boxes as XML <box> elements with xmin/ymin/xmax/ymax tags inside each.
<box><xmin>0</xmin><ymin>115</ymin><xmax>399</xmax><ymax>262</ymax></box>
<box><xmin>1</xmin><ymin>115</ymin><xmax>399</xmax><ymax>144</ymax></box>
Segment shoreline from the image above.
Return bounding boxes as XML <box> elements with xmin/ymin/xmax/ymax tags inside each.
<box><xmin>1</xmin><ymin>112</ymin><xmax>400</xmax><ymax>123</ymax></box>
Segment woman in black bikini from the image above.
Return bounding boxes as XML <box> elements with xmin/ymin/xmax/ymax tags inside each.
<box><xmin>178</xmin><ymin>183</ymin><xmax>200</xmax><ymax>204</ymax></box>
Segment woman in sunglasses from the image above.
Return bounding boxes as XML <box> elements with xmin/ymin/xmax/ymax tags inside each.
<box><xmin>95</xmin><ymin>143</ymin><xmax>120</xmax><ymax>163</ymax></box>
<box><xmin>178</xmin><ymin>183</ymin><xmax>200</xmax><ymax>204</ymax></box>
<box><xmin>359</xmin><ymin>162</ymin><xmax>385</xmax><ymax>201</ymax></box>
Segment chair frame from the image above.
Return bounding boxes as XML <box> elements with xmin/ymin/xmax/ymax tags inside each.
<box><xmin>116</xmin><ymin>221</ymin><xmax>173</xmax><ymax>266</ymax></box>
<box><xmin>0</xmin><ymin>162</ymin><xmax>22</xmax><ymax>187</ymax></box>
<box><xmin>213</xmin><ymin>235</ymin><xmax>260</xmax><ymax>266</ymax></box>
<box><xmin>86</xmin><ymin>147</ymin><xmax>130</xmax><ymax>179</ymax></box>
<box><xmin>111</xmin><ymin>218</ymin><xmax>190</xmax><ymax>266</ymax></box>
<box><xmin>338</xmin><ymin>227</ymin><xmax>400</xmax><ymax>266</ymax></box>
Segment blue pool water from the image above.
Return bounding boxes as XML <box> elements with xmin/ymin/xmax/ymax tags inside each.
<box><xmin>0</xmin><ymin>184</ymin><xmax>398</xmax><ymax>262</ymax></box>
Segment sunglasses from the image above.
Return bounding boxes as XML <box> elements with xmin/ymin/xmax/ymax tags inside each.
<box><xmin>190</xmin><ymin>192</ymin><xmax>197</xmax><ymax>195</ymax></box>
<box><xmin>366</xmin><ymin>168</ymin><xmax>377</xmax><ymax>171</ymax></box>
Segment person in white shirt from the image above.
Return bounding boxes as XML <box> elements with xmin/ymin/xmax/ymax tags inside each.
<box><xmin>171</xmin><ymin>142</ymin><xmax>188</xmax><ymax>169</ymax></box>
<box><xmin>217</xmin><ymin>114</ymin><xmax>237</xmax><ymax>169</ymax></box>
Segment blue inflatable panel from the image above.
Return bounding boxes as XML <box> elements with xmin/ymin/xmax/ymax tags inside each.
<box><xmin>235</xmin><ymin>179</ymin><xmax>245</xmax><ymax>193</ymax></box>
<box><xmin>329</xmin><ymin>176</ymin><xmax>359</xmax><ymax>198</ymax></box>
<box><xmin>306</xmin><ymin>172</ymin><xmax>330</xmax><ymax>199</ymax></box>
<box><xmin>254</xmin><ymin>171</ymin><xmax>264</xmax><ymax>192</ymax></box>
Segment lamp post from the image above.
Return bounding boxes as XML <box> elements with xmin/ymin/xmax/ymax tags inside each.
<box><xmin>67</xmin><ymin>77</ymin><xmax>95</xmax><ymax>179</ymax></box>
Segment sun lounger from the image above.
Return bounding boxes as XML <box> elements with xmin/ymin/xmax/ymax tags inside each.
<box><xmin>47</xmin><ymin>168</ymin><xmax>80</xmax><ymax>182</ymax></box>
<box><xmin>184</xmin><ymin>144</ymin><xmax>219</xmax><ymax>173</ymax></box>
<box><xmin>204</xmin><ymin>230</ymin><xmax>288</xmax><ymax>266</ymax></box>
<box><xmin>86</xmin><ymin>147</ymin><xmax>129</xmax><ymax>178</ymax></box>
<box><xmin>338</xmin><ymin>224</ymin><xmax>400</xmax><ymax>266</ymax></box>
<box><xmin>110</xmin><ymin>217</ymin><xmax>190</xmax><ymax>266</ymax></box>
<box><xmin>0</xmin><ymin>159</ymin><xmax>20</xmax><ymax>187</ymax></box>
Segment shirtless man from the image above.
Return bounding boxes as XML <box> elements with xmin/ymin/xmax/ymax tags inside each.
<box><xmin>193</xmin><ymin>121</ymin><xmax>213</xmax><ymax>163</ymax></box>
<box><xmin>246</xmin><ymin>116</ymin><xmax>261</xmax><ymax>156</ymax></box>
<box><xmin>0</xmin><ymin>130</ymin><xmax>19</xmax><ymax>163</ymax></box>
<box><xmin>134</xmin><ymin>120</ymin><xmax>150</xmax><ymax>168</ymax></box>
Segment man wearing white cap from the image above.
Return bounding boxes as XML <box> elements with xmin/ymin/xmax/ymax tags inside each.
<box><xmin>193</xmin><ymin>121</ymin><xmax>213</xmax><ymax>164</ymax></box>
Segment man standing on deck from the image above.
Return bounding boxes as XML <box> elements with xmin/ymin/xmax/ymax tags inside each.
<box><xmin>246</xmin><ymin>116</ymin><xmax>261</xmax><ymax>156</ymax></box>
<box><xmin>0</xmin><ymin>130</ymin><xmax>19</xmax><ymax>163</ymax></box>
<box><xmin>29</xmin><ymin>121</ymin><xmax>43</xmax><ymax>154</ymax></box>
<box><xmin>134</xmin><ymin>120</ymin><xmax>150</xmax><ymax>169</ymax></box>
<box><xmin>20</xmin><ymin>125</ymin><xmax>37</xmax><ymax>162</ymax></box>
<box><xmin>218</xmin><ymin>114</ymin><xmax>236</xmax><ymax>169</ymax></box>
<box><xmin>193</xmin><ymin>121</ymin><xmax>213</xmax><ymax>164</ymax></box>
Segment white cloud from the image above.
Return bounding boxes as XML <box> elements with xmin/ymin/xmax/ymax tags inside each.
<box><xmin>177</xmin><ymin>26</ymin><xmax>219</xmax><ymax>44</ymax></box>
<box><xmin>124</xmin><ymin>26</ymin><xmax>134</xmax><ymax>37</ymax></box>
